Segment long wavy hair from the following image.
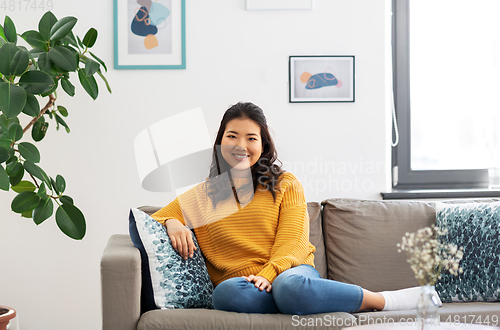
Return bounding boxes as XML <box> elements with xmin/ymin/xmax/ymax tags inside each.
<box><xmin>204</xmin><ymin>102</ymin><xmax>284</xmax><ymax>208</ymax></box>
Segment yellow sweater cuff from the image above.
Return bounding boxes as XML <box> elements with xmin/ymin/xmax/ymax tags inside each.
<box><xmin>257</xmin><ymin>264</ymin><xmax>278</xmax><ymax>283</ymax></box>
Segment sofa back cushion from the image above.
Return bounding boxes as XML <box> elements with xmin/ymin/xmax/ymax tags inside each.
<box><xmin>321</xmin><ymin>198</ymin><xmax>436</xmax><ymax>292</ymax></box>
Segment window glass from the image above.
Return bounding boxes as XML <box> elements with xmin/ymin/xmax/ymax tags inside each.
<box><xmin>410</xmin><ymin>0</ymin><xmax>500</xmax><ymax>171</ymax></box>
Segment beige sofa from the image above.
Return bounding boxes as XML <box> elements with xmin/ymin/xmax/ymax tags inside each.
<box><xmin>101</xmin><ymin>198</ymin><xmax>500</xmax><ymax>330</ymax></box>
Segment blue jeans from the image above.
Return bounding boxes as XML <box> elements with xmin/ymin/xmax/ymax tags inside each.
<box><xmin>212</xmin><ymin>265</ymin><xmax>363</xmax><ymax>315</ymax></box>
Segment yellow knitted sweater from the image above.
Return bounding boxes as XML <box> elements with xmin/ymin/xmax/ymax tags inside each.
<box><xmin>151</xmin><ymin>172</ymin><xmax>315</xmax><ymax>286</ymax></box>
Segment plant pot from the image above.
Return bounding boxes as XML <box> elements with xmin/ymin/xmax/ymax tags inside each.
<box><xmin>0</xmin><ymin>306</ymin><xmax>16</xmax><ymax>330</ymax></box>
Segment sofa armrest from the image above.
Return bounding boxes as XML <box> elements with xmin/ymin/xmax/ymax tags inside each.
<box><xmin>101</xmin><ymin>234</ymin><xmax>142</xmax><ymax>330</ymax></box>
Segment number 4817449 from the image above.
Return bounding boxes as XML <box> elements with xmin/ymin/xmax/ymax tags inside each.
<box><xmin>445</xmin><ymin>315</ymin><xmax>499</xmax><ymax>326</ymax></box>
<box><xmin>0</xmin><ymin>0</ymin><xmax>54</xmax><ymax>11</ymax></box>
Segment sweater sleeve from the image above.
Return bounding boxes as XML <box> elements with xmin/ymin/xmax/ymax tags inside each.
<box><xmin>256</xmin><ymin>173</ymin><xmax>313</xmax><ymax>283</ymax></box>
<box><xmin>151</xmin><ymin>197</ymin><xmax>186</xmax><ymax>227</ymax></box>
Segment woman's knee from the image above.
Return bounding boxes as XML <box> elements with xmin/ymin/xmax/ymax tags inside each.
<box><xmin>273</xmin><ymin>274</ymin><xmax>312</xmax><ymax>314</ymax></box>
<box><xmin>212</xmin><ymin>277</ymin><xmax>279</xmax><ymax>313</ymax></box>
<box><xmin>212</xmin><ymin>277</ymin><xmax>247</xmax><ymax>310</ymax></box>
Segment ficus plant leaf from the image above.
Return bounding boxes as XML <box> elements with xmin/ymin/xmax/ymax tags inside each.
<box><xmin>0</xmin><ymin>43</ymin><xmax>20</xmax><ymax>76</ymax></box>
<box><xmin>0</xmin><ymin>83</ymin><xmax>27</xmax><ymax>119</ymax></box>
<box><xmin>48</xmin><ymin>46</ymin><xmax>78</xmax><ymax>72</ymax></box>
<box><xmin>59</xmin><ymin>195</ymin><xmax>73</xmax><ymax>205</ymax></box>
<box><xmin>38</xmin><ymin>11</ymin><xmax>58</xmax><ymax>41</ymax></box>
<box><xmin>3</xmin><ymin>16</ymin><xmax>17</xmax><ymax>44</ymax></box>
<box><xmin>32</xmin><ymin>119</ymin><xmax>48</xmax><ymax>142</ymax></box>
<box><xmin>10</xmin><ymin>49</ymin><xmax>30</xmax><ymax>76</ymax></box>
<box><xmin>0</xmin><ymin>24</ymin><xmax>6</xmax><ymax>41</ymax></box>
<box><xmin>29</xmin><ymin>48</ymin><xmax>45</xmax><ymax>59</ymax></box>
<box><xmin>40</xmin><ymin>78</ymin><xmax>58</xmax><ymax>98</ymax></box>
<box><xmin>9</xmin><ymin>166</ymin><xmax>24</xmax><ymax>186</ymax></box>
<box><xmin>33</xmin><ymin>197</ymin><xmax>53</xmax><ymax>225</ymax></box>
<box><xmin>84</xmin><ymin>58</ymin><xmax>100</xmax><ymax>76</ymax></box>
<box><xmin>21</xmin><ymin>30</ymin><xmax>47</xmax><ymax>51</ymax></box>
<box><xmin>89</xmin><ymin>51</ymin><xmax>107</xmax><ymax>72</ymax></box>
<box><xmin>61</xmin><ymin>78</ymin><xmax>75</xmax><ymax>97</ymax></box>
<box><xmin>56</xmin><ymin>204</ymin><xmax>86</xmax><ymax>240</ymax></box>
<box><xmin>11</xmin><ymin>180</ymin><xmax>37</xmax><ymax>193</ymax></box>
<box><xmin>0</xmin><ymin>146</ymin><xmax>9</xmax><ymax>164</ymax></box>
<box><xmin>78</xmin><ymin>69</ymin><xmax>98</xmax><ymax>100</ymax></box>
<box><xmin>11</xmin><ymin>191</ymin><xmax>40</xmax><ymax>214</ymax></box>
<box><xmin>50</xmin><ymin>176</ymin><xmax>59</xmax><ymax>195</ymax></box>
<box><xmin>36</xmin><ymin>182</ymin><xmax>47</xmax><ymax>199</ymax></box>
<box><xmin>63</xmin><ymin>31</ymin><xmax>78</xmax><ymax>48</ymax></box>
<box><xmin>0</xmin><ymin>139</ymin><xmax>11</xmax><ymax>150</ymax></box>
<box><xmin>6</xmin><ymin>159</ymin><xmax>22</xmax><ymax>177</ymax></box>
<box><xmin>82</xmin><ymin>28</ymin><xmax>97</xmax><ymax>48</ymax></box>
<box><xmin>58</xmin><ymin>105</ymin><xmax>68</xmax><ymax>117</ymax></box>
<box><xmin>0</xmin><ymin>164</ymin><xmax>9</xmax><ymax>191</ymax></box>
<box><xmin>22</xmin><ymin>94</ymin><xmax>40</xmax><ymax>117</ymax></box>
<box><xmin>18</xmin><ymin>71</ymin><xmax>54</xmax><ymax>95</ymax></box>
<box><xmin>49</xmin><ymin>17</ymin><xmax>77</xmax><ymax>41</ymax></box>
<box><xmin>55</xmin><ymin>114</ymin><xmax>70</xmax><ymax>133</ymax></box>
<box><xmin>7</xmin><ymin>122</ymin><xmax>23</xmax><ymax>142</ymax></box>
<box><xmin>37</xmin><ymin>52</ymin><xmax>53</xmax><ymax>73</ymax></box>
<box><xmin>18</xmin><ymin>142</ymin><xmax>41</xmax><ymax>163</ymax></box>
<box><xmin>23</xmin><ymin>160</ymin><xmax>50</xmax><ymax>187</ymax></box>
<box><xmin>97</xmin><ymin>70</ymin><xmax>112</xmax><ymax>94</ymax></box>
<box><xmin>56</xmin><ymin>174</ymin><xmax>66</xmax><ymax>194</ymax></box>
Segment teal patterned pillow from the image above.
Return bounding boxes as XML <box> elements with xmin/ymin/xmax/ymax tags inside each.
<box><xmin>435</xmin><ymin>202</ymin><xmax>500</xmax><ymax>302</ymax></box>
<box><xmin>129</xmin><ymin>208</ymin><xmax>214</xmax><ymax>310</ymax></box>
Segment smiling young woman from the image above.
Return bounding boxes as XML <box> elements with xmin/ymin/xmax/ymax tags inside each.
<box><xmin>220</xmin><ymin>118</ymin><xmax>263</xmax><ymax>175</ymax></box>
<box><xmin>151</xmin><ymin>102</ymin><xmax>438</xmax><ymax>314</ymax></box>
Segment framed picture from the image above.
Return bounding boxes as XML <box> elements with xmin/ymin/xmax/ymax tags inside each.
<box><xmin>113</xmin><ymin>0</ymin><xmax>186</xmax><ymax>69</ymax></box>
<box><xmin>289</xmin><ymin>56</ymin><xmax>355</xmax><ymax>103</ymax></box>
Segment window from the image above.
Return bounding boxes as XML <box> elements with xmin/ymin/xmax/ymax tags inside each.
<box><xmin>392</xmin><ymin>0</ymin><xmax>500</xmax><ymax>190</ymax></box>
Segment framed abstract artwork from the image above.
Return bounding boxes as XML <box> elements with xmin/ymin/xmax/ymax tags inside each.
<box><xmin>114</xmin><ymin>0</ymin><xmax>186</xmax><ymax>69</ymax></box>
<box><xmin>289</xmin><ymin>56</ymin><xmax>355</xmax><ymax>103</ymax></box>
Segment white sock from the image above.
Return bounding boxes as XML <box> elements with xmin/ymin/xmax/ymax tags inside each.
<box><xmin>380</xmin><ymin>286</ymin><xmax>442</xmax><ymax>311</ymax></box>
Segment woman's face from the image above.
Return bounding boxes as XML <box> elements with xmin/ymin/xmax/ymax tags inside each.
<box><xmin>220</xmin><ymin>118</ymin><xmax>263</xmax><ymax>173</ymax></box>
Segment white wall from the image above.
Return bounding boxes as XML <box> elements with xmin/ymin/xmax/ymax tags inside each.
<box><xmin>0</xmin><ymin>1</ymin><xmax>392</xmax><ymax>329</ymax></box>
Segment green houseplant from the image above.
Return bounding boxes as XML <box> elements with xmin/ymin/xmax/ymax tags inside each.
<box><xmin>0</xmin><ymin>12</ymin><xmax>111</xmax><ymax>240</ymax></box>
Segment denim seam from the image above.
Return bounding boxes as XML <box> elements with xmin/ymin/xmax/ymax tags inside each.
<box><xmin>354</xmin><ymin>286</ymin><xmax>364</xmax><ymax>312</ymax></box>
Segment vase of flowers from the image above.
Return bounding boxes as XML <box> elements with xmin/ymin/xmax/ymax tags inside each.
<box><xmin>397</xmin><ymin>225</ymin><xmax>464</xmax><ymax>330</ymax></box>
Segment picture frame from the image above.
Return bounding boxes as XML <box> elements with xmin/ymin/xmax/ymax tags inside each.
<box><xmin>289</xmin><ymin>56</ymin><xmax>355</xmax><ymax>103</ymax></box>
<box><xmin>113</xmin><ymin>0</ymin><xmax>186</xmax><ymax>69</ymax></box>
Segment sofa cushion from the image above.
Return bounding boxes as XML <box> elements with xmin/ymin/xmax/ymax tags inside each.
<box><xmin>138</xmin><ymin>309</ymin><xmax>357</xmax><ymax>330</ymax></box>
<box><xmin>129</xmin><ymin>208</ymin><xmax>214</xmax><ymax>310</ymax></box>
<box><xmin>139</xmin><ymin>203</ymin><xmax>328</xmax><ymax>279</ymax></box>
<box><xmin>436</xmin><ymin>202</ymin><xmax>500</xmax><ymax>302</ymax></box>
<box><xmin>321</xmin><ymin>198</ymin><xmax>436</xmax><ymax>292</ymax></box>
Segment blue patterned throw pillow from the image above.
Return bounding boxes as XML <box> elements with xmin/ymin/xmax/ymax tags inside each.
<box><xmin>435</xmin><ymin>202</ymin><xmax>500</xmax><ymax>303</ymax></box>
<box><xmin>129</xmin><ymin>208</ymin><xmax>214</xmax><ymax>310</ymax></box>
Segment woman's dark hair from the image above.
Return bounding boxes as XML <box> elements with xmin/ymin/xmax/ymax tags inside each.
<box><xmin>204</xmin><ymin>102</ymin><xmax>284</xmax><ymax>208</ymax></box>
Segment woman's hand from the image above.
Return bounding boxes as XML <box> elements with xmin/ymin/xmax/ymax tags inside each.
<box><xmin>165</xmin><ymin>219</ymin><xmax>197</xmax><ymax>260</ymax></box>
<box><xmin>242</xmin><ymin>275</ymin><xmax>272</xmax><ymax>292</ymax></box>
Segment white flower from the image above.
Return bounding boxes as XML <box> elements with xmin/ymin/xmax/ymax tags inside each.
<box><xmin>397</xmin><ymin>225</ymin><xmax>464</xmax><ymax>286</ymax></box>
